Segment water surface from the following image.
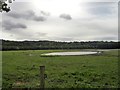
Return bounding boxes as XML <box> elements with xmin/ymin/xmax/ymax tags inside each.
<box><xmin>42</xmin><ymin>51</ymin><xmax>98</xmax><ymax>56</ymax></box>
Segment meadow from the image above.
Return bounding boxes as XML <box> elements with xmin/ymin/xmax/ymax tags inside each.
<box><xmin>2</xmin><ymin>49</ymin><xmax>119</xmax><ymax>88</ymax></box>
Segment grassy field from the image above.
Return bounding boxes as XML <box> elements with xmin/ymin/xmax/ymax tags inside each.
<box><xmin>0</xmin><ymin>51</ymin><xmax>2</xmax><ymax>88</ymax></box>
<box><xmin>2</xmin><ymin>49</ymin><xmax>119</xmax><ymax>88</ymax></box>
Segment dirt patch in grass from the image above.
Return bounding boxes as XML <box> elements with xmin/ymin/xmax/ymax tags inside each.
<box><xmin>13</xmin><ymin>81</ymin><xmax>27</xmax><ymax>86</ymax></box>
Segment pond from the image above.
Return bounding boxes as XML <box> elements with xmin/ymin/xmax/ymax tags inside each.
<box><xmin>41</xmin><ymin>51</ymin><xmax>100</xmax><ymax>56</ymax></box>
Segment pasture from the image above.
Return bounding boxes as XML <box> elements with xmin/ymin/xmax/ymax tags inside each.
<box><xmin>2</xmin><ymin>49</ymin><xmax>119</xmax><ymax>88</ymax></box>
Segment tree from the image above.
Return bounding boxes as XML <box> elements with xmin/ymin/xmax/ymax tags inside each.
<box><xmin>0</xmin><ymin>0</ymin><xmax>15</xmax><ymax>12</ymax></box>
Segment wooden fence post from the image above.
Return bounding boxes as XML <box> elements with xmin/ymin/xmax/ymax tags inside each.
<box><xmin>40</xmin><ymin>66</ymin><xmax>45</xmax><ymax>89</ymax></box>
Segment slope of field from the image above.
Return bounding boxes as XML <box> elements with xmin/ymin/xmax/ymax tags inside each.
<box><xmin>2</xmin><ymin>49</ymin><xmax>119</xmax><ymax>88</ymax></box>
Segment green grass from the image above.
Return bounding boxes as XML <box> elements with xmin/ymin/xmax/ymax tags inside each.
<box><xmin>2</xmin><ymin>49</ymin><xmax>119</xmax><ymax>88</ymax></box>
<box><xmin>0</xmin><ymin>51</ymin><xmax>2</xmax><ymax>88</ymax></box>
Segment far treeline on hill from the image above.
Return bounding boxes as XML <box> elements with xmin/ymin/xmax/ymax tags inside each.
<box><xmin>0</xmin><ymin>39</ymin><xmax>119</xmax><ymax>50</ymax></box>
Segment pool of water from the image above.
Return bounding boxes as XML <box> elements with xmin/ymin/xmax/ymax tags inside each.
<box><xmin>41</xmin><ymin>51</ymin><xmax>99</xmax><ymax>56</ymax></box>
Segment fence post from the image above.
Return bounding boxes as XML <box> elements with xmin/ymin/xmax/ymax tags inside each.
<box><xmin>40</xmin><ymin>66</ymin><xmax>45</xmax><ymax>89</ymax></box>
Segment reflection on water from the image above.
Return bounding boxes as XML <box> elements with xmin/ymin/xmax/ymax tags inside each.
<box><xmin>42</xmin><ymin>51</ymin><xmax>98</xmax><ymax>56</ymax></box>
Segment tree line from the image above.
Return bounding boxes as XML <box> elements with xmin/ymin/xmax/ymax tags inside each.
<box><xmin>1</xmin><ymin>39</ymin><xmax>119</xmax><ymax>51</ymax></box>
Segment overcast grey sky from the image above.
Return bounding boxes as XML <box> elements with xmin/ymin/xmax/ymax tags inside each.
<box><xmin>0</xmin><ymin>0</ymin><xmax>119</xmax><ymax>41</ymax></box>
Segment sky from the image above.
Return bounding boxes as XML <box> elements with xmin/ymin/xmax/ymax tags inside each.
<box><xmin>0</xmin><ymin>0</ymin><xmax>119</xmax><ymax>41</ymax></box>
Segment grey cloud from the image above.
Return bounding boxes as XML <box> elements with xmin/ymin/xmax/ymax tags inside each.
<box><xmin>118</xmin><ymin>1</ymin><xmax>120</xmax><ymax>41</ymax></box>
<box><xmin>2</xmin><ymin>20</ymin><xmax>27</xmax><ymax>30</ymax></box>
<box><xmin>59</xmin><ymin>14</ymin><xmax>72</xmax><ymax>20</ymax></box>
<box><xmin>50</xmin><ymin>37</ymin><xmax>73</xmax><ymax>41</ymax></box>
<box><xmin>15</xmin><ymin>32</ymin><xmax>47</xmax><ymax>41</ymax></box>
<box><xmin>10</xmin><ymin>34</ymin><xmax>13</xmax><ymax>37</ymax></box>
<box><xmin>0</xmin><ymin>22</ymin><xmax>2</xmax><ymax>32</ymax></box>
<box><xmin>33</xmin><ymin>16</ymin><xmax>46</xmax><ymax>21</ymax></box>
<box><xmin>102</xmin><ymin>37</ymin><xmax>118</xmax><ymax>40</ymax></box>
<box><xmin>90</xmin><ymin>7</ymin><xmax>112</xmax><ymax>16</ymax></box>
<box><xmin>0</xmin><ymin>22</ymin><xmax>1</xmax><ymax>26</ymax></box>
<box><xmin>40</xmin><ymin>11</ymin><xmax>50</xmax><ymax>16</ymax></box>
<box><xmin>36</xmin><ymin>32</ymin><xmax>47</xmax><ymax>36</ymax></box>
<box><xmin>59</xmin><ymin>16</ymin><xmax>117</xmax><ymax>41</ymax></box>
<box><xmin>83</xmin><ymin>2</ymin><xmax>117</xmax><ymax>16</ymax></box>
<box><xmin>7</xmin><ymin>10</ymin><xmax>46</xmax><ymax>22</ymax></box>
<box><xmin>94</xmin><ymin>36</ymin><xmax>118</xmax><ymax>41</ymax></box>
